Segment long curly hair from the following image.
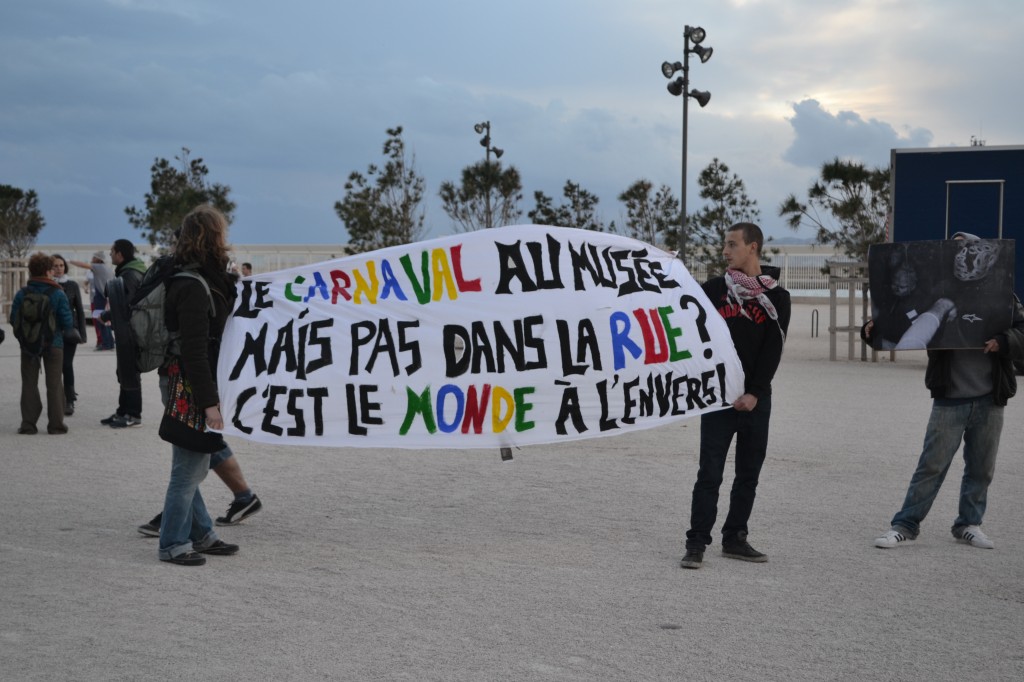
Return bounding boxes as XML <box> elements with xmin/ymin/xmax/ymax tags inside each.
<box><xmin>176</xmin><ymin>205</ymin><xmax>230</xmax><ymax>270</ymax></box>
<box><xmin>175</xmin><ymin>204</ymin><xmax>237</xmax><ymax>302</ymax></box>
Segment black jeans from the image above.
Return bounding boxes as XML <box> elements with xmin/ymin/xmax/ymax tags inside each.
<box><xmin>62</xmin><ymin>340</ymin><xmax>78</xmax><ymax>402</ymax></box>
<box><xmin>686</xmin><ymin>394</ymin><xmax>772</xmax><ymax>551</ymax></box>
<box><xmin>115</xmin><ymin>343</ymin><xmax>142</xmax><ymax>418</ymax></box>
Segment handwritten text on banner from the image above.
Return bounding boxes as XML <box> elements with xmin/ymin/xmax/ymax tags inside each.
<box><xmin>217</xmin><ymin>225</ymin><xmax>744</xmax><ymax>449</ymax></box>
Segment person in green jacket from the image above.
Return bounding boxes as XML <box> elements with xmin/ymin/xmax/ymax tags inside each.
<box><xmin>99</xmin><ymin>238</ymin><xmax>147</xmax><ymax>428</ymax></box>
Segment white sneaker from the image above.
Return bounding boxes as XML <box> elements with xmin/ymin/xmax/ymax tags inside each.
<box><xmin>956</xmin><ymin>525</ymin><xmax>994</xmax><ymax>549</ymax></box>
<box><xmin>874</xmin><ymin>528</ymin><xmax>910</xmax><ymax>548</ymax></box>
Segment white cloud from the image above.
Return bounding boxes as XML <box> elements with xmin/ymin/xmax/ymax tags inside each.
<box><xmin>782</xmin><ymin>99</ymin><xmax>933</xmax><ymax>168</ymax></box>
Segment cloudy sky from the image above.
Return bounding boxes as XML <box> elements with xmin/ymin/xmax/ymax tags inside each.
<box><xmin>3</xmin><ymin>0</ymin><xmax>1022</xmax><ymax>247</ymax></box>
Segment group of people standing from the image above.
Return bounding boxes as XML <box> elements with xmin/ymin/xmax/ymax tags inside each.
<box><xmin>9</xmin><ymin>242</ymin><xmax>152</xmax><ymax>433</ymax></box>
<box><xmin>7</xmin><ymin>219</ymin><xmax>1020</xmax><ymax>567</ymax></box>
<box><xmin>8</xmin><ymin>206</ymin><xmax>262</xmax><ymax>565</ymax></box>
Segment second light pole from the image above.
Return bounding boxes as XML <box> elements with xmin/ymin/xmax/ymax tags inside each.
<box><xmin>474</xmin><ymin>120</ymin><xmax>504</xmax><ymax>229</ymax></box>
<box><xmin>662</xmin><ymin>25</ymin><xmax>713</xmax><ymax>262</ymax></box>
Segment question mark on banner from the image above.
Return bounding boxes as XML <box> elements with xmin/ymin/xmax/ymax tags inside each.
<box><xmin>679</xmin><ymin>295</ymin><xmax>713</xmax><ymax>359</ymax></box>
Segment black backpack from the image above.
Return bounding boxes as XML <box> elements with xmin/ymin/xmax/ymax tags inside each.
<box><xmin>13</xmin><ymin>288</ymin><xmax>57</xmax><ymax>357</ymax></box>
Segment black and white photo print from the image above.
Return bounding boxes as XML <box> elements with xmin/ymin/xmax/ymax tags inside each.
<box><xmin>868</xmin><ymin>238</ymin><xmax>1015</xmax><ymax>350</ymax></box>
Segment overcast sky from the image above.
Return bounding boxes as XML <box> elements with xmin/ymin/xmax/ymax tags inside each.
<box><xmin>3</xmin><ymin>0</ymin><xmax>1022</xmax><ymax>247</ymax></box>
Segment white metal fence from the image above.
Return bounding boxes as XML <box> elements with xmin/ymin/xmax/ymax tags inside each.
<box><xmin>2</xmin><ymin>243</ymin><xmax>849</xmax><ymax>316</ymax></box>
<box><xmin>683</xmin><ymin>252</ymin><xmax>861</xmax><ymax>297</ymax></box>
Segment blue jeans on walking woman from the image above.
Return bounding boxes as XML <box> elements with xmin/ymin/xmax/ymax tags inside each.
<box><xmin>890</xmin><ymin>396</ymin><xmax>1002</xmax><ymax>538</ymax></box>
<box><xmin>158</xmin><ymin>443</ymin><xmax>231</xmax><ymax>560</ymax></box>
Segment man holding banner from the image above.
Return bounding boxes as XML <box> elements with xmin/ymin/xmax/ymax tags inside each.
<box><xmin>681</xmin><ymin>223</ymin><xmax>790</xmax><ymax>570</ymax></box>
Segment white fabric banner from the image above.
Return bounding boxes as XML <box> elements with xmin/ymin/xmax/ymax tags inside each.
<box><xmin>217</xmin><ymin>225</ymin><xmax>744</xmax><ymax>449</ymax></box>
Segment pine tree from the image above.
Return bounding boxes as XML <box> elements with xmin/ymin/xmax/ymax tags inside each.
<box><xmin>617</xmin><ymin>180</ymin><xmax>679</xmax><ymax>248</ymax></box>
<box><xmin>439</xmin><ymin>161</ymin><xmax>522</xmax><ymax>231</ymax></box>
<box><xmin>125</xmin><ymin>147</ymin><xmax>235</xmax><ymax>249</ymax></box>
<box><xmin>335</xmin><ymin>127</ymin><xmax>426</xmax><ymax>253</ymax></box>
<box><xmin>779</xmin><ymin>158</ymin><xmax>889</xmax><ymax>261</ymax></box>
<box><xmin>689</xmin><ymin>159</ymin><xmax>762</xmax><ymax>277</ymax></box>
<box><xmin>0</xmin><ymin>184</ymin><xmax>45</xmax><ymax>258</ymax></box>
<box><xmin>528</xmin><ymin>181</ymin><xmax>607</xmax><ymax>231</ymax></box>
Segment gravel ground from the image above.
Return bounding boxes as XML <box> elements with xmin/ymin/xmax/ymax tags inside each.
<box><xmin>1</xmin><ymin>303</ymin><xmax>1022</xmax><ymax>681</ymax></box>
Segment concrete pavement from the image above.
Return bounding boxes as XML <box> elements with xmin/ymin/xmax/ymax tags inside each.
<box><xmin>1</xmin><ymin>303</ymin><xmax>1023</xmax><ymax>681</ymax></box>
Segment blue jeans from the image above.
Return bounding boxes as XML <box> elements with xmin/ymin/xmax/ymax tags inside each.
<box><xmin>686</xmin><ymin>394</ymin><xmax>772</xmax><ymax>550</ymax></box>
<box><xmin>157</xmin><ymin>373</ymin><xmax>234</xmax><ymax>559</ymax></box>
<box><xmin>891</xmin><ymin>397</ymin><xmax>1002</xmax><ymax>537</ymax></box>
<box><xmin>158</xmin><ymin>444</ymin><xmax>224</xmax><ymax>559</ymax></box>
<box><xmin>95</xmin><ymin>319</ymin><xmax>114</xmax><ymax>349</ymax></box>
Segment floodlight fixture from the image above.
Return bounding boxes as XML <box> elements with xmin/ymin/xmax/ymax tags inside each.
<box><xmin>686</xmin><ymin>26</ymin><xmax>706</xmax><ymax>44</ymax></box>
<box><xmin>661</xmin><ymin>61</ymin><xmax>683</xmax><ymax>79</ymax></box>
<box><xmin>692</xmin><ymin>44</ymin><xmax>713</xmax><ymax>63</ymax></box>
<box><xmin>690</xmin><ymin>89</ymin><xmax>711</xmax><ymax>107</ymax></box>
<box><xmin>667</xmin><ymin>77</ymin><xmax>685</xmax><ymax>97</ymax></box>
<box><xmin>471</xmin><ymin>120</ymin><xmax>504</xmax><ymax>162</ymax></box>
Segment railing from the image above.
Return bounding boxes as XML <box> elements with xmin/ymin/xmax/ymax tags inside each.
<box><xmin>0</xmin><ymin>245</ymin><xmax>351</xmax><ymax>316</ymax></box>
<box><xmin>682</xmin><ymin>252</ymin><xmax>854</xmax><ymax>297</ymax></box>
<box><xmin>2</xmin><ymin>243</ymin><xmax>845</xmax><ymax>316</ymax></box>
<box><xmin>0</xmin><ymin>259</ymin><xmax>28</xmax><ymax>318</ymax></box>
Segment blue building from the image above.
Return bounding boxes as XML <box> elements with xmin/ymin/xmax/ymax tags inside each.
<box><xmin>890</xmin><ymin>144</ymin><xmax>1024</xmax><ymax>298</ymax></box>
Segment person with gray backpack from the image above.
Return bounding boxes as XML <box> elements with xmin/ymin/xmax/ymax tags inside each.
<box><xmin>10</xmin><ymin>252</ymin><xmax>75</xmax><ymax>434</ymax></box>
<box><xmin>130</xmin><ymin>247</ymin><xmax>262</xmax><ymax>539</ymax></box>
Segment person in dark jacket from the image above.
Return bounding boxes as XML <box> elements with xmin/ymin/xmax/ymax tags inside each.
<box><xmin>9</xmin><ymin>252</ymin><xmax>75</xmax><ymax>434</ymax></box>
<box><xmin>136</xmin><ymin>249</ymin><xmax>262</xmax><ymax>537</ymax></box>
<box><xmin>51</xmin><ymin>254</ymin><xmax>87</xmax><ymax>415</ymax></box>
<box><xmin>157</xmin><ymin>205</ymin><xmax>242</xmax><ymax>565</ymax></box>
<box><xmin>100</xmin><ymin>238</ymin><xmax>147</xmax><ymax>428</ymax></box>
<box><xmin>681</xmin><ymin>223</ymin><xmax>791</xmax><ymax>569</ymax></box>
<box><xmin>871</xmin><ymin>232</ymin><xmax>1024</xmax><ymax>550</ymax></box>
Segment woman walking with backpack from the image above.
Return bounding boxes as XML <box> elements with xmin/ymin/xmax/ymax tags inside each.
<box><xmin>52</xmin><ymin>254</ymin><xmax>87</xmax><ymax>416</ymax></box>
<box><xmin>9</xmin><ymin>252</ymin><xmax>75</xmax><ymax>434</ymax></box>
<box><xmin>157</xmin><ymin>205</ymin><xmax>242</xmax><ymax>565</ymax></box>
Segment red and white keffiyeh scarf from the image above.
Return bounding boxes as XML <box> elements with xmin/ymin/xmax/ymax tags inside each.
<box><xmin>724</xmin><ymin>269</ymin><xmax>781</xmax><ymax>323</ymax></box>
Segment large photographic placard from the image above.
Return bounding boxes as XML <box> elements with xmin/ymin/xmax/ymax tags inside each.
<box><xmin>868</xmin><ymin>239</ymin><xmax>1015</xmax><ymax>350</ymax></box>
<box><xmin>217</xmin><ymin>225</ymin><xmax>744</xmax><ymax>449</ymax></box>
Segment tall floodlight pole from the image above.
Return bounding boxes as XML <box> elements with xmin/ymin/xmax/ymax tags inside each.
<box><xmin>473</xmin><ymin>121</ymin><xmax>504</xmax><ymax>229</ymax></box>
<box><xmin>662</xmin><ymin>25</ymin><xmax>713</xmax><ymax>262</ymax></box>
